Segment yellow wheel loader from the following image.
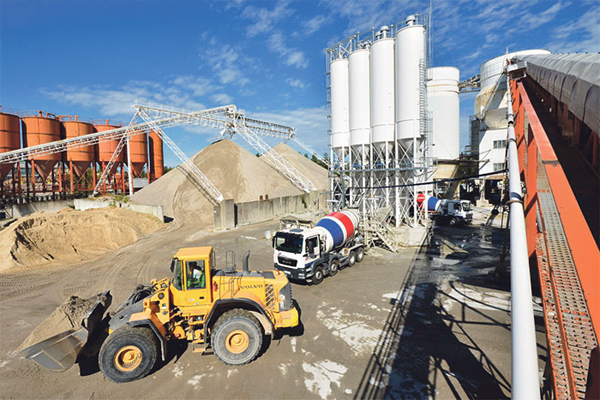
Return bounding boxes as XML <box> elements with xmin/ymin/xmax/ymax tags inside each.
<box><xmin>20</xmin><ymin>247</ymin><xmax>300</xmax><ymax>383</ymax></box>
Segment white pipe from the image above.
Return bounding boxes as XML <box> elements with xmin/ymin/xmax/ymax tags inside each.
<box><xmin>506</xmin><ymin>75</ymin><xmax>540</xmax><ymax>400</ymax></box>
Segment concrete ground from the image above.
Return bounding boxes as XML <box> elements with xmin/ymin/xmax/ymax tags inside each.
<box><xmin>0</xmin><ymin>206</ymin><xmax>546</xmax><ymax>399</ymax></box>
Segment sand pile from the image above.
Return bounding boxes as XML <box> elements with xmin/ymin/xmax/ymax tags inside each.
<box><xmin>18</xmin><ymin>296</ymin><xmax>94</xmax><ymax>352</ymax></box>
<box><xmin>265</xmin><ymin>143</ymin><xmax>329</xmax><ymax>191</ymax></box>
<box><xmin>0</xmin><ymin>207</ymin><xmax>164</xmax><ymax>271</ymax></box>
<box><xmin>132</xmin><ymin>139</ymin><xmax>302</xmax><ymax>226</ymax></box>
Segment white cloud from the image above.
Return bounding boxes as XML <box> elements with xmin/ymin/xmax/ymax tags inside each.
<box><xmin>545</xmin><ymin>2</ymin><xmax>600</xmax><ymax>53</ymax></box>
<box><xmin>302</xmin><ymin>14</ymin><xmax>329</xmax><ymax>35</ymax></box>
<box><xmin>268</xmin><ymin>32</ymin><xmax>309</xmax><ymax>69</ymax></box>
<box><xmin>286</xmin><ymin>78</ymin><xmax>308</xmax><ymax>89</ymax></box>
<box><xmin>211</xmin><ymin>93</ymin><xmax>233</xmax><ymax>104</ymax></box>
<box><xmin>250</xmin><ymin>106</ymin><xmax>330</xmax><ymax>155</ymax></box>
<box><xmin>40</xmin><ymin>78</ymin><xmax>209</xmax><ymax>118</ymax></box>
<box><xmin>199</xmin><ymin>42</ymin><xmax>252</xmax><ymax>86</ymax></box>
<box><xmin>243</xmin><ymin>0</ymin><xmax>293</xmax><ymax>37</ymax></box>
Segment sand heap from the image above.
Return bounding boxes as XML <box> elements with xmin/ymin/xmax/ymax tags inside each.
<box><xmin>0</xmin><ymin>207</ymin><xmax>163</xmax><ymax>271</ymax></box>
<box><xmin>132</xmin><ymin>139</ymin><xmax>302</xmax><ymax>226</ymax></box>
<box><xmin>18</xmin><ymin>295</ymin><xmax>95</xmax><ymax>352</ymax></box>
<box><xmin>265</xmin><ymin>143</ymin><xmax>328</xmax><ymax>191</ymax></box>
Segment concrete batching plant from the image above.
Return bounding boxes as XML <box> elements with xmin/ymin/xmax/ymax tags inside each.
<box><xmin>327</xmin><ymin>15</ymin><xmax>436</xmax><ymax>227</ymax></box>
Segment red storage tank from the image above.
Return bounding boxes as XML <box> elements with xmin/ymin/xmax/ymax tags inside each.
<box><xmin>148</xmin><ymin>130</ymin><xmax>164</xmax><ymax>180</ymax></box>
<box><xmin>0</xmin><ymin>112</ymin><xmax>21</xmax><ymax>181</ymax></box>
<box><xmin>128</xmin><ymin>131</ymin><xmax>148</xmax><ymax>178</ymax></box>
<box><xmin>95</xmin><ymin>120</ymin><xmax>123</xmax><ymax>174</ymax></box>
<box><xmin>22</xmin><ymin>112</ymin><xmax>61</xmax><ymax>180</ymax></box>
<box><xmin>60</xmin><ymin>116</ymin><xmax>95</xmax><ymax>178</ymax></box>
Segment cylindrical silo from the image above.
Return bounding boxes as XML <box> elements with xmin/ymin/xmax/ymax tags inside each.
<box><xmin>95</xmin><ymin>121</ymin><xmax>124</xmax><ymax>175</ymax></box>
<box><xmin>22</xmin><ymin>113</ymin><xmax>62</xmax><ymax>180</ymax></box>
<box><xmin>395</xmin><ymin>17</ymin><xmax>426</xmax><ymax>151</ymax></box>
<box><xmin>330</xmin><ymin>57</ymin><xmax>350</xmax><ymax>159</ymax></box>
<box><xmin>427</xmin><ymin>67</ymin><xmax>460</xmax><ymax>160</ymax></box>
<box><xmin>0</xmin><ymin>112</ymin><xmax>21</xmax><ymax>181</ymax></box>
<box><xmin>370</xmin><ymin>29</ymin><xmax>395</xmax><ymax>153</ymax></box>
<box><xmin>349</xmin><ymin>48</ymin><xmax>370</xmax><ymax>159</ymax></box>
<box><xmin>61</xmin><ymin>116</ymin><xmax>95</xmax><ymax>179</ymax></box>
<box><xmin>128</xmin><ymin>131</ymin><xmax>148</xmax><ymax>178</ymax></box>
<box><xmin>148</xmin><ymin>130</ymin><xmax>164</xmax><ymax>180</ymax></box>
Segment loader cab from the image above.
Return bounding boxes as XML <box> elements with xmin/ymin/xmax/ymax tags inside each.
<box><xmin>170</xmin><ymin>247</ymin><xmax>215</xmax><ymax>308</ymax></box>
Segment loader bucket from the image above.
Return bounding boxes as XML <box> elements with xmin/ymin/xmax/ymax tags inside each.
<box><xmin>20</xmin><ymin>290</ymin><xmax>112</xmax><ymax>372</ymax></box>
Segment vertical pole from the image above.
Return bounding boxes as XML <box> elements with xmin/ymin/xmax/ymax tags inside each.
<box><xmin>69</xmin><ymin>162</ymin><xmax>74</xmax><ymax>195</ymax></box>
<box><xmin>507</xmin><ymin>75</ymin><xmax>540</xmax><ymax>400</ymax></box>
<box><xmin>127</xmin><ymin>133</ymin><xmax>133</xmax><ymax>196</ymax></box>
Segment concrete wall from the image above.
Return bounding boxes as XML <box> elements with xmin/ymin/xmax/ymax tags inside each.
<box><xmin>214</xmin><ymin>190</ymin><xmax>326</xmax><ymax>230</ymax></box>
<box><xmin>11</xmin><ymin>200</ymin><xmax>74</xmax><ymax>218</ymax></box>
<box><xmin>74</xmin><ymin>199</ymin><xmax>164</xmax><ymax>221</ymax></box>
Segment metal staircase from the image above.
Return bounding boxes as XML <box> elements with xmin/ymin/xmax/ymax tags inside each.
<box><xmin>360</xmin><ymin>207</ymin><xmax>398</xmax><ymax>252</ymax></box>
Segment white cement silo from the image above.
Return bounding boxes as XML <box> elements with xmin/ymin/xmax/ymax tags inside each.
<box><xmin>370</xmin><ymin>28</ymin><xmax>395</xmax><ymax>154</ymax></box>
<box><xmin>395</xmin><ymin>16</ymin><xmax>426</xmax><ymax>151</ymax></box>
<box><xmin>330</xmin><ymin>57</ymin><xmax>350</xmax><ymax>159</ymax></box>
<box><xmin>427</xmin><ymin>67</ymin><xmax>460</xmax><ymax>160</ymax></box>
<box><xmin>349</xmin><ymin>48</ymin><xmax>371</xmax><ymax>160</ymax></box>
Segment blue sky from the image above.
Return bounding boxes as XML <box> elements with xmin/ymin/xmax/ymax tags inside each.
<box><xmin>1</xmin><ymin>0</ymin><xmax>598</xmax><ymax>167</ymax></box>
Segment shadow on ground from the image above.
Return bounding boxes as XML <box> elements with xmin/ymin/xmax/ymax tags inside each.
<box><xmin>353</xmin><ymin>215</ymin><xmax>534</xmax><ymax>399</ymax></box>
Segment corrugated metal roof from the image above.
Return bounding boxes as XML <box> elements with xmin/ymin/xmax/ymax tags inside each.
<box><xmin>523</xmin><ymin>53</ymin><xmax>600</xmax><ymax>135</ymax></box>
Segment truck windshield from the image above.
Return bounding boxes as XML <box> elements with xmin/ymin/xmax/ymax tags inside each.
<box><xmin>274</xmin><ymin>233</ymin><xmax>303</xmax><ymax>254</ymax></box>
<box><xmin>462</xmin><ymin>202</ymin><xmax>472</xmax><ymax>211</ymax></box>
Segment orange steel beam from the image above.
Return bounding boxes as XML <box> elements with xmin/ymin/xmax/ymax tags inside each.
<box><xmin>517</xmin><ymin>81</ymin><xmax>600</xmax><ymax>336</ymax></box>
<box><xmin>514</xmin><ymin>79</ymin><xmax>599</xmax><ymax>399</ymax></box>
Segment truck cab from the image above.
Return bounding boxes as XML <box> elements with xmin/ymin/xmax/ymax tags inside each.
<box><xmin>439</xmin><ymin>200</ymin><xmax>474</xmax><ymax>225</ymax></box>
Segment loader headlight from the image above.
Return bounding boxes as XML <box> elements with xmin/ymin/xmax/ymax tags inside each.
<box><xmin>279</xmin><ymin>293</ymin><xmax>286</xmax><ymax>310</ymax></box>
<box><xmin>278</xmin><ymin>283</ymin><xmax>293</xmax><ymax>311</ymax></box>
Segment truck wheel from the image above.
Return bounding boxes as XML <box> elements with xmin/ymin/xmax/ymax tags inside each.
<box><xmin>99</xmin><ymin>326</ymin><xmax>159</xmax><ymax>383</ymax></box>
<box><xmin>212</xmin><ymin>310</ymin><xmax>263</xmax><ymax>366</ymax></box>
<box><xmin>355</xmin><ymin>247</ymin><xmax>365</xmax><ymax>263</ymax></box>
<box><xmin>449</xmin><ymin>217</ymin><xmax>459</xmax><ymax>226</ymax></box>
<box><xmin>329</xmin><ymin>259</ymin><xmax>340</xmax><ymax>276</ymax></box>
<box><xmin>312</xmin><ymin>265</ymin><xmax>325</xmax><ymax>285</ymax></box>
<box><xmin>347</xmin><ymin>251</ymin><xmax>356</xmax><ymax>267</ymax></box>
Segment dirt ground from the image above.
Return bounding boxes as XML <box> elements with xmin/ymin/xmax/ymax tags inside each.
<box><xmin>0</xmin><ymin>207</ymin><xmax>547</xmax><ymax>399</ymax></box>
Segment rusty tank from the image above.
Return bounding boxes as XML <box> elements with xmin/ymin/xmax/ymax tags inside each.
<box><xmin>94</xmin><ymin>120</ymin><xmax>124</xmax><ymax>175</ymax></box>
<box><xmin>148</xmin><ymin>130</ymin><xmax>164</xmax><ymax>180</ymax></box>
<box><xmin>60</xmin><ymin>116</ymin><xmax>95</xmax><ymax>178</ymax></box>
<box><xmin>128</xmin><ymin>131</ymin><xmax>148</xmax><ymax>178</ymax></box>
<box><xmin>21</xmin><ymin>112</ymin><xmax>62</xmax><ymax>180</ymax></box>
<box><xmin>0</xmin><ymin>112</ymin><xmax>21</xmax><ymax>181</ymax></box>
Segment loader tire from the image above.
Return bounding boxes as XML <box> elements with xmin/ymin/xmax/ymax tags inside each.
<box><xmin>355</xmin><ymin>247</ymin><xmax>365</xmax><ymax>263</ymax></box>
<box><xmin>99</xmin><ymin>326</ymin><xmax>159</xmax><ymax>383</ymax></box>
<box><xmin>212</xmin><ymin>310</ymin><xmax>263</xmax><ymax>366</ymax></box>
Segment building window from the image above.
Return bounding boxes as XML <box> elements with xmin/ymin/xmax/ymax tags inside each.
<box><xmin>493</xmin><ymin>140</ymin><xmax>507</xmax><ymax>149</ymax></box>
<box><xmin>493</xmin><ymin>163</ymin><xmax>504</xmax><ymax>172</ymax></box>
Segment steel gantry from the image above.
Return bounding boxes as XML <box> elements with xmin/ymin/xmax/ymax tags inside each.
<box><xmin>139</xmin><ymin>104</ymin><xmax>317</xmax><ymax>193</ymax></box>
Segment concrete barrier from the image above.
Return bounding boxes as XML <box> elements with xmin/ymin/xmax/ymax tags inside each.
<box><xmin>11</xmin><ymin>200</ymin><xmax>74</xmax><ymax>218</ymax></box>
<box><xmin>74</xmin><ymin>199</ymin><xmax>164</xmax><ymax>221</ymax></box>
<box><xmin>214</xmin><ymin>190</ymin><xmax>325</xmax><ymax>230</ymax></box>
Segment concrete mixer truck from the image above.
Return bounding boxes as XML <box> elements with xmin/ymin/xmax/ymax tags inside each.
<box><xmin>419</xmin><ymin>195</ymin><xmax>473</xmax><ymax>226</ymax></box>
<box><xmin>272</xmin><ymin>210</ymin><xmax>365</xmax><ymax>285</ymax></box>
